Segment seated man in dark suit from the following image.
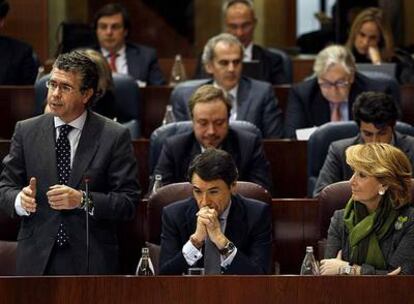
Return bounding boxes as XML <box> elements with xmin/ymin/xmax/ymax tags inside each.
<box><xmin>154</xmin><ymin>85</ymin><xmax>271</xmax><ymax>191</ymax></box>
<box><xmin>284</xmin><ymin>45</ymin><xmax>398</xmax><ymax>138</ymax></box>
<box><xmin>193</xmin><ymin>0</ymin><xmax>288</xmax><ymax>84</ymax></box>
<box><xmin>93</xmin><ymin>3</ymin><xmax>165</xmax><ymax>86</ymax></box>
<box><xmin>0</xmin><ymin>0</ymin><xmax>38</xmax><ymax>85</ymax></box>
<box><xmin>0</xmin><ymin>51</ymin><xmax>140</xmax><ymax>275</ymax></box>
<box><xmin>172</xmin><ymin>33</ymin><xmax>284</xmax><ymax>138</ymax></box>
<box><xmin>314</xmin><ymin>91</ymin><xmax>414</xmax><ymax>196</ymax></box>
<box><xmin>159</xmin><ymin>148</ymin><xmax>272</xmax><ymax>275</ymax></box>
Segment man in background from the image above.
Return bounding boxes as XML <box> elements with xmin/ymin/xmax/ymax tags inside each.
<box><xmin>0</xmin><ymin>0</ymin><xmax>38</xmax><ymax>85</ymax></box>
<box><xmin>154</xmin><ymin>84</ymin><xmax>271</xmax><ymax>191</ymax></box>
<box><xmin>314</xmin><ymin>91</ymin><xmax>414</xmax><ymax>196</ymax></box>
<box><xmin>93</xmin><ymin>3</ymin><xmax>165</xmax><ymax>86</ymax></box>
<box><xmin>194</xmin><ymin>0</ymin><xmax>288</xmax><ymax>84</ymax></box>
<box><xmin>172</xmin><ymin>33</ymin><xmax>284</xmax><ymax>138</ymax></box>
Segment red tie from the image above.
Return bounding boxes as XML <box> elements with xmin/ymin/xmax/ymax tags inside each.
<box><xmin>109</xmin><ymin>52</ymin><xmax>117</xmax><ymax>72</ymax></box>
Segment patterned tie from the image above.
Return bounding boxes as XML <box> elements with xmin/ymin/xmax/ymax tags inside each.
<box><xmin>330</xmin><ymin>103</ymin><xmax>342</xmax><ymax>122</ymax></box>
<box><xmin>55</xmin><ymin>124</ymin><xmax>72</xmax><ymax>247</ymax></box>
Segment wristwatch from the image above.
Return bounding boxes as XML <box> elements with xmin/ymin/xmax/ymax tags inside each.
<box><xmin>339</xmin><ymin>265</ymin><xmax>356</xmax><ymax>275</ymax></box>
<box><xmin>219</xmin><ymin>241</ymin><xmax>236</xmax><ymax>256</ymax></box>
<box><xmin>79</xmin><ymin>190</ymin><xmax>94</xmax><ymax>215</ymax></box>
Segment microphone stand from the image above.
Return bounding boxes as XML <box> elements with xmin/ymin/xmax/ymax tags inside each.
<box><xmin>84</xmin><ymin>177</ymin><xmax>90</xmax><ymax>274</ymax></box>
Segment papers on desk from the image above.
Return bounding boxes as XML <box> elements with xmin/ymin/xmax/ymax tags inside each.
<box><xmin>296</xmin><ymin>127</ymin><xmax>317</xmax><ymax>140</ymax></box>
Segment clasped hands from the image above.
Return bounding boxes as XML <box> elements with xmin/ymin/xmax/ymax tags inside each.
<box><xmin>20</xmin><ymin>177</ymin><xmax>82</xmax><ymax>213</ymax></box>
<box><xmin>190</xmin><ymin>206</ymin><xmax>227</xmax><ymax>249</ymax></box>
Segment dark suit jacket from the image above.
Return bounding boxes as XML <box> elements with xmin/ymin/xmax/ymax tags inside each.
<box><xmin>171</xmin><ymin>77</ymin><xmax>284</xmax><ymax>138</ymax></box>
<box><xmin>284</xmin><ymin>72</ymin><xmax>398</xmax><ymax>138</ymax></box>
<box><xmin>0</xmin><ymin>36</ymin><xmax>38</xmax><ymax>85</ymax></box>
<box><xmin>95</xmin><ymin>42</ymin><xmax>165</xmax><ymax>85</ymax></box>
<box><xmin>153</xmin><ymin>127</ymin><xmax>271</xmax><ymax>191</ymax></box>
<box><xmin>193</xmin><ymin>44</ymin><xmax>288</xmax><ymax>85</ymax></box>
<box><xmin>314</xmin><ymin>132</ymin><xmax>414</xmax><ymax>196</ymax></box>
<box><xmin>159</xmin><ymin>194</ymin><xmax>272</xmax><ymax>275</ymax></box>
<box><xmin>0</xmin><ymin>111</ymin><xmax>140</xmax><ymax>275</ymax></box>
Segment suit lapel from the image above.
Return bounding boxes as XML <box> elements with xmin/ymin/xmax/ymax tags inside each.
<box><xmin>184</xmin><ymin>198</ymin><xmax>198</xmax><ymax>237</ymax></box>
<box><xmin>126</xmin><ymin>45</ymin><xmax>141</xmax><ymax>80</ymax></box>
<box><xmin>69</xmin><ymin>111</ymin><xmax>102</xmax><ymax>188</ymax></box>
<box><xmin>40</xmin><ymin>115</ymin><xmax>59</xmax><ymax>184</ymax></box>
<box><xmin>236</xmin><ymin>77</ymin><xmax>251</xmax><ymax>120</ymax></box>
<box><xmin>224</xmin><ymin>195</ymin><xmax>247</xmax><ymax>247</ymax></box>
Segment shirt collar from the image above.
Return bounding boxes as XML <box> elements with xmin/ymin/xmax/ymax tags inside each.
<box><xmin>101</xmin><ymin>45</ymin><xmax>126</xmax><ymax>57</ymax></box>
<box><xmin>212</xmin><ymin>81</ymin><xmax>238</xmax><ymax>98</ymax></box>
<box><xmin>54</xmin><ymin>110</ymin><xmax>87</xmax><ymax>131</ymax></box>
<box><xmin>243</xmin><ymin>42</ymin><xmax>253</xmax><ymax>61</ymax></box>
<box><xmin>220</xmin><ymin>199</ymin><xmax>232</xmax><ymax>222</ymax></box>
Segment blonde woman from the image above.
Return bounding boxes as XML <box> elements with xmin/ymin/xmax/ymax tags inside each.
<box><xmin>321</xmin><ymin>143</ymin><xmax>414</xmax><ymax>275</ymax></box>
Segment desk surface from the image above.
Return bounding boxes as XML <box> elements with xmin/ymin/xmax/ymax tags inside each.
<box><xmin>0</xmin><ymin>275</ymin><xmax>412</xmax><ymax>304</ymax></box>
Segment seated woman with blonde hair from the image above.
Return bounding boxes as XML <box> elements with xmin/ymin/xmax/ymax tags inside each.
<box><xmin>320</xmin><ymin>143</ymin><xmax>414</xmax><ymax>275</ymax></box>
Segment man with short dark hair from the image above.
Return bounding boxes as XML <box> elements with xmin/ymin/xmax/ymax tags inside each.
<box><xmin>0</xmin><ymin>0</ymin><xmax>38</xmax><ymax>85</ymax></box>
<box><xmin>93</xmin><ymin>3</ymin><xmax>165</xmax><ymax>86</ymax></box>
<box><xmin>0</xmin><ymin>50</ymin><xmax>140</xmax><ymax>275</ymax></box>
<box><xmin>194</xmin><ymin>0</ymin><xmax>288</xmax><ymax>84</ymax></box>
<box><xmin>314</xmin><ymin>91</ymin><xmax>414</xmax><ymax>196</ymax></box>
<box><xmin>154</xmin><ymin>84</ymin><xmax>272</xmax><ymax>191</ymax></box>
<box><xmin>172</xmin><ymin>33</ymin><xmax>284</xmax><ymax>138</ymax></box>
<box><xmin>159</xmin><ymin>148</ymin><xmax>272</xmax><ymax>275</ymax></box>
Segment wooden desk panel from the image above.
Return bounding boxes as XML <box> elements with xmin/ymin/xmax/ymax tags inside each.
<box><xmin>0</xmin><ymin>275</ymin><xmax>412</xmax><ymax>303</ymax></box>
<box><xmin>292</xmin><ymin>55</ymin><xmax>315</xmax><ymax>83</ymax></box>
<box><xmin>264</xmin><ymin>140</ymin><xmax>307</xmax><ymax>198</ymax></box>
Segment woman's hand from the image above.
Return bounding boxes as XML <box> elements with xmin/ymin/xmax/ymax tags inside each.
<box><xmin>320</xmin><ymin>250</ymin><xmax>349</xmax><ymax>275</ymax></box>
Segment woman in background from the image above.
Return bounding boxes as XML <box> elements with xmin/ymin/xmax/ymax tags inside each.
<box><xmin>346</xmin><ymin>7</ymin><xmax>414</xmax><ymax>84</ymax></box>
<box><xmin>320</xmin><ymin>143</ymin><xmax>414</xmax><ymax>275</ymax></box>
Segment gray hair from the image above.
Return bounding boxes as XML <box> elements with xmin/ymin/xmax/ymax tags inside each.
<box><xmin>313</xmin><ymin>45</ymin><xmax>356</xmax><ymax>77</ymax></box>
<box><xmin>223</xmin><ymin>0</ymin><xmax>254</xmax><ymax>14</ymax></box>
<box><xmin>201</xmin><ymin>33</ymin><xmax>244</xmax><ymax>65</ymax></box>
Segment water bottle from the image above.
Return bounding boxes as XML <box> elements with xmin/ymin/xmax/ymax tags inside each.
<box><xmin>135</xmin><ymin>247</ymin><xmax>155</xmax><ymax>276</ymax></box>
<box><xmin>169</xmin><ymin>54</ymin><xmax>187</xmax><ymax>86</ymax></box>
<box><xmin>162</xmin><ymin>105</ymin><xmax>176</xmax><ymax>125</ymax></box>
<box><xmin>300</xmin><ymin>246</ymin><xmax>320</xmax><ymax>275</ymax></box>
<box><xmin>151</xmin><ymin>174</ymin><xmax>163</xmax><ymax>196</ymax></box>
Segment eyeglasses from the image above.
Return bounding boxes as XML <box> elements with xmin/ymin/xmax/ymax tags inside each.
<box><xmin>318</xmin><ymin>80</ymin><xmax>350</xmax><ymax>89</ymax></box>
<box><xmin>46</xmin><ymin>80</ymin><xmax>76</xmax><ymax>94</ymax></box>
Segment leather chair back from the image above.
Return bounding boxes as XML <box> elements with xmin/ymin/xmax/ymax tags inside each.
<box><xmin>267</xmin><ymin>47</ymin><xmax>293</xmax><ymax>83</ymax></box>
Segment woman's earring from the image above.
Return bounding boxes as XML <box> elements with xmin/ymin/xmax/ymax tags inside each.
<box><xmin>379</xmin><ymin>189</ymin><xmax>385</xmax><ymax>196</ymax></box>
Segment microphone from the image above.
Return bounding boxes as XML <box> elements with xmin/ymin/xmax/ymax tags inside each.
<box><xmin>83</xmin><ymin>175</ymin><xmax>91</xmax><ymax>274</ymax></box>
